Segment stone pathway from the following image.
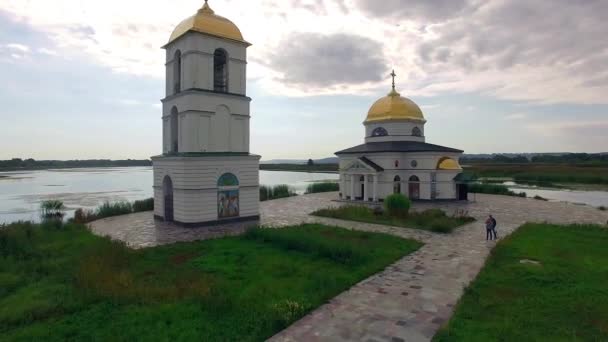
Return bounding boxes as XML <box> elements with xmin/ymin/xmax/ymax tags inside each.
<box><xmin>263</xmin><ymin>193</ymin><xmax>607</xmax><ymax>342</ymax></box>
<box><xmin>89</xmin><ymin>193</ymin><xmax>608</xmax><ymax>341</ymax></box>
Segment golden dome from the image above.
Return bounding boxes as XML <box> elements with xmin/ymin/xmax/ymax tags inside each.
<box><xmin>437</xmin><ymin>157</ymin><xmax>462</xmax><ymax>170</ymax></box>
<box><xmin>167</xmin><ymin>1</ymin><xmax>250</xmax><ymax>46</ymax></box>
<box><xmin>365</xmin><ymin>88</ymin><xmax>425</xmax><ymax>123</ymax></box>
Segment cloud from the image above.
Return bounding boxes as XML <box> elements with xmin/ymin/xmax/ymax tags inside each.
<box><xmin>37</xmin><ymin>47</ymin><xmax>58</xmax><ymax>56</ymax></box>
<box><xmin>526</xmin><ymin>119</ymin><xmax>608</xmax><ymax>137</ymax></box>
<box><xmin>354</xmin><ymin>0</ymin><xmax>474</xmax><ymax>22</ymax></box>
<box><xmin>263</xmin><ymin>32</ymin><xmax>387</xmax><ymax>90</ymax></box>
<box><xmin>5</xmin><ymin>43</ymin><xmax>30</xmax><ymax>52</ymax></box>
<box><xmin>0</xmin><ymin>0</ymin><xmax>607</xmax><ymax>105</ymax></box>
<box><xmin>504</xmin><ymin>112</ymin><xmax>526</xmax><ymax>120</ymax></box>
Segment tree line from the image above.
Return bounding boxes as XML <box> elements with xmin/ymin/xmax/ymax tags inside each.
<box><xmin>0</xmin><ymin>158</ymin><xmax>152</xmax><ymax>171</ymax></box>
<box><xmin>461</xmin><ymin>153</ymin><xmax>608</xmax><ymax>164</ymax></box>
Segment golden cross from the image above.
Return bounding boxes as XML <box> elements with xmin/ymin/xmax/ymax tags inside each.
<box><xmin>390</xmin><ymin>69</ymin><xmax>397</xmax><ymax>90</ymax></box>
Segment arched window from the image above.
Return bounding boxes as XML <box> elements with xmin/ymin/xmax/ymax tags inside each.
<box><xmin>174</xmin><ymin>50</ymin><xmax>182</xmax><ymax>94</ymax></box>
<box><xmin>170</xmin><ymin>106</ymin><xmax>179</xmax><ymax>153</ymax></box>
<box><xmin>393</xmin><ymin>175</ymin><xmax>401</xmax><ymax>194</ymax></box>
<box><xmin>218</xmin><ymin>173</ymin><xmax>239</xmax><ymax>218</ymax></box>
<box><xmin>214</xmin><ymin>49</ymin><xmax>228</xmax><ymax>92</ymax></box>
<box><xmin>371</xmin><ymin>127</ymin><xmax>388</xmax><ymax>137</ymax></box>
<box><xmin>412</xmin><ymin>127</ymin><xmax>422</xmax><ymax>137</ymax></box>
<box><xmin>409</xmin><ymin>175</ymin><xmax>420</xmax><ymax>182</ymax></box>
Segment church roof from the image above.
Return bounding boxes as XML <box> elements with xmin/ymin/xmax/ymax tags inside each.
<box><xmin>166</xmin><ymin>1</ymin><xmax>250</xmax><ymax>46</ymax></box>
<box><xmin>335</xmin><ymin>141</ymin><xmax>463</xmax><ymax>155</ymax></box>
<box><xmin>359</xmin><ymin>157</ymin><xmax>384</xmax><ymax>172</ymax></box>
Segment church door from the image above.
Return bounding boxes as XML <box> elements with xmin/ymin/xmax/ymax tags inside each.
<box><xmin>163</xmin><ymin>176</ymin><xmax>174</xmax><ymax>222</ymax></box>
<box><xmin>409</xmin><ymin>176</ymin><xmax>420</xmax><ymax>200</ymax></box>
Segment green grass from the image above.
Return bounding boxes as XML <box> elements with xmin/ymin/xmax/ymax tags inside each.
<box><xmin>259</xmin><ymin>185</ymin><xmax>297</xmax><ymax>202</ymax></box>
<box><xmin>434</xmin><ymin>223</ymin><xmax>608</xmax><ymax>341</ymax></box>
<box><xmin>305</xmin><ymin>182</ymin><xmax>339</xmax><ymax>194</ymax></box>
<box><xmin>468</xmin><ymin>183</ymin><xmax>527</xmax><ymax>197</ymax></box>
<box><xmin>0</xmin><ymin>222</ymin><xmax>421</xmax><ymax>341</ymax></box>
<box><xmin>312</xmin><ymin>206</ymin><xmax>475</xmax><ymax>233</ymax></box>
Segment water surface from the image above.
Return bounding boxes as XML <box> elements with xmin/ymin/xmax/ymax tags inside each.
<box><xmin>0</xmin><ymin>167</ymin><xmax>338</xmax><ymax>224</ymax></box>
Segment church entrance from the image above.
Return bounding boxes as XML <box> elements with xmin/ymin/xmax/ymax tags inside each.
<box><xmin>409</xmin><ymin>175</ymin><xmax>420</xmax><ymax>200</ymax></box>
<box><xmin>163</xmin><ymin>176</ymin><xmax>174</xmax><ymax>222</ymax></box>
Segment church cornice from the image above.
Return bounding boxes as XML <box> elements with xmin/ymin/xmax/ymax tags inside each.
<box><xmin>161</xmin><ymin>88</ymin><xmax>251</xmax><ymax>103</ymax></box>
<box><xmin>165</xmin><ymin>50</ymin><xmax>247</xmax><ymax>66</ymax></box>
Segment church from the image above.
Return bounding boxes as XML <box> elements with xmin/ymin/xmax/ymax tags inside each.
<box><xmin>152</xmin><ymin>1</ymin><xmax>260</xmax><ymax>226</ymax></box>
<box><xmin>336</xmin><ymin>72</ymin><xmax>466</xmax><ymax>202</ymax></box>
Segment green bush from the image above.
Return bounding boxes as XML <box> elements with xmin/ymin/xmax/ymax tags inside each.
<box><xmin>384</xmin><ymin>194</ymin><xmax>411</xmax><ymax>217</ymax></box>
<box><xmin>599</xmin><ymin>206</ymin><xmax>607</xmax><ymax>211</ymax></box>
<box><xmin>40</xmin><ymin>200</ymin><xmax>65</xmax><ymax>220</ymax></box>
<box><xmin>133</xmin><ymin>198</ymin><xmax>154</xmax><ymax>212</ymax></box>
<box><xmin>305</xmin><ymin>182</ymin><xmax>339</xmax><ymax>194</ymax></box>
<box><xmin>73</xmin><ymin>208</ymin><xmax>97</xmax><ymax>224</ymax></box>
<box><xmin>428</xmin><ymin>217</ymin><xmax>454</xmax><ymax>233</ymax></box>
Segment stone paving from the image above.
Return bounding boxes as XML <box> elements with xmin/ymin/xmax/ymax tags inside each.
<box><xmin>89</xmin><ymin>193</ymin><xmax>608</xmax><ymax>341</ymax></box>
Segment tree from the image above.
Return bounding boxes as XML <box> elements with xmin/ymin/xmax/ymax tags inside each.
<box><xmin>307</xmin><ymin>159</ymin><xmax>314</xmax><ymax>166</ymax></box>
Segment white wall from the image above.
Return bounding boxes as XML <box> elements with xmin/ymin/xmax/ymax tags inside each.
<box><xmin>153</xmin><ymin>155</ymin><xmax>260</xmax><ymax>223</ymax></box>
<box><xmin>165</xmin><ymin>33</ymin><xmax>247</xmax><ymax>97</ymax></box>
<box><xmin>338</xmin><ymin>152</ymin><xmax>463</xmax><ymax>200</ymax></box>
<box><xmin>365</xmin><ymin>120</ymin><xmax>426</xmax><ymax>143</ymax></box>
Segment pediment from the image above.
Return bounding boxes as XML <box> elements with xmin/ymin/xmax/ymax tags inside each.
<box><xmin>343</xmin><ymin>158</ymin><xmax>383</xmax><ymax>173</ymax></box>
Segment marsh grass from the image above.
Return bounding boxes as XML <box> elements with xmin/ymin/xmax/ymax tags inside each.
<box><xmin>468</xmin><ymin>183</ymin><xmax>527</xmax><ymax>197</ymax></box>
<box><xmin>0</xmin><ymin>222</ymin><xmax>420</xmax><ymax>341</ymax></box>
<box><xmin>434</xmin><ymin>223</ymin><xmax>608</xmax><ymax>341</ymax></box>
<box><xmin>132</xmin><ymin>198</ymin><xmax>154</xmax><ymax>212</ymax></box>
<box><xmin>305</xmin><ymin>182</ymin><xmax>339</xmax><ymax>194</ymax></box>
<box><xmin>465</xmin><ymin>164</ymin><xmax>608</xmax><ymax>185</ymax></box>
<box><xmin>73</xmin><ymin>198</ymin><xmax>154</xmax><ymax>224</ymax></box>
<box><xmin>259</xmin><ymin>184</ymin><xmax>297</xmax><ymax>201</ymax></box>
<box><xmin>313</xmin><ymin>205</ymin><xmax>475</xmax><ymax>234</ymax></box>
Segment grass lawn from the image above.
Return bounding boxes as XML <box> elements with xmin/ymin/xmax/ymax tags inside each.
<box><xmin>313</xmin><ymin>206</ymin><xmax>475</xmax><ymax>233</ymax></box>
<box><xmin>0</xmin><ymin>221</ymin><xmax>421</xmax><ymax>341</ymax></box>
<box><xmin>434</xmin><ymin>223</ymin><xmax>608</xmax><ymax>341</ymax></box>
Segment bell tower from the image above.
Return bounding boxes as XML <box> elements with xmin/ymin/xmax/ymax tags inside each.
<box><xmin>152</xmin><ymin>1</ymin><xmax>260</xmax><ymax>227</ymax></box>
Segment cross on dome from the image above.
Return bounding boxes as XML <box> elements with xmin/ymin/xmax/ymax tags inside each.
<box><xmin>199</xmin><ymin>0</ymin><xmax>215</xmax><ymax>14</ymax></box>
<box><xmin>390</xmin><ymin>69</ymin><xmax>397</xmax><ymax>90</ymax></box>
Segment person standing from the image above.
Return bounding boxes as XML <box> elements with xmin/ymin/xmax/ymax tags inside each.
<box><xmin>485</xmin><ymin>216</ymin><xmax>493</xmax><ymax>240</ymax></box>
<box><xmin>490</xmin><ymin>215</ymin><xmax>498</xmax><ymax>239</ymax></box>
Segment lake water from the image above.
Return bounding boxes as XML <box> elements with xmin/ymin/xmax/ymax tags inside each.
<box><xmin>502</xmin><ymin>181</ymin><xmax>608</xmax><ymax>208</ymax></box>
<box><xmin>0</xmin><ymin>167</ymin><xmax>338</xmax><ymax>224</ymax></box>
<box><xmin>1</xmin><ymin>167</ymin><xmax>607</xmax><ymax>224</ymax></box>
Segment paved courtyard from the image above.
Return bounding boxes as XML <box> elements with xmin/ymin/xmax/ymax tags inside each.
<box><xmin>89</xmin><ymin>193</ymin><xmax>607</xmax><ymax>341</ymax></box>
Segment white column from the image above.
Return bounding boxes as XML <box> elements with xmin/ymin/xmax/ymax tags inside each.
<box><xmin>350</xmin><ymin>174</ymin><xmax>355</xmax><ymax>200</ymax></box>
<box><xmin>364</xmin><ymin>174</ymin><xmax>369</xmax><ymax>201</ymax></box>
<box><xmin>373</xmin><ymin>175</ymin><xmax>378</xmax><ymax>202</ymax></box>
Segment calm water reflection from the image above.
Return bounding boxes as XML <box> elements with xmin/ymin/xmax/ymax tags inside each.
<box><xmin>0</xmin><ymin>167</ymin><xmax>338</xmax><ymax>224</ymax></box>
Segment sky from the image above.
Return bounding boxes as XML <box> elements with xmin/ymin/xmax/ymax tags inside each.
<box><xmin>0</xmin><ymin>0</ymin><xmax>607</xmax><ymax>161</ymax></box>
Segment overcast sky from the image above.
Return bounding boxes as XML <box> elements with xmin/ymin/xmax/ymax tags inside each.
<box><xmin>0</xmin><ymin>0</ymin><xmax>607</xmax><ymax>160</ymax></box>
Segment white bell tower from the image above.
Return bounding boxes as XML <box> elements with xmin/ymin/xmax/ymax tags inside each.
<box><xmin>152</xmin><ymin>1</ymin><xmax>260</xmax><ymax>227</ymax></box>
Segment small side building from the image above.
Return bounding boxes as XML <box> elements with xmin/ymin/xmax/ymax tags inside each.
<box><xmin>336</xmin><ymin>73</ymin><xmax>465</xmax><ymax>202</ymax></box>
<box><xmin>152</xmin><ymin>1</ymin><xmax>260</xmax><ymax>227</ymax></box>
